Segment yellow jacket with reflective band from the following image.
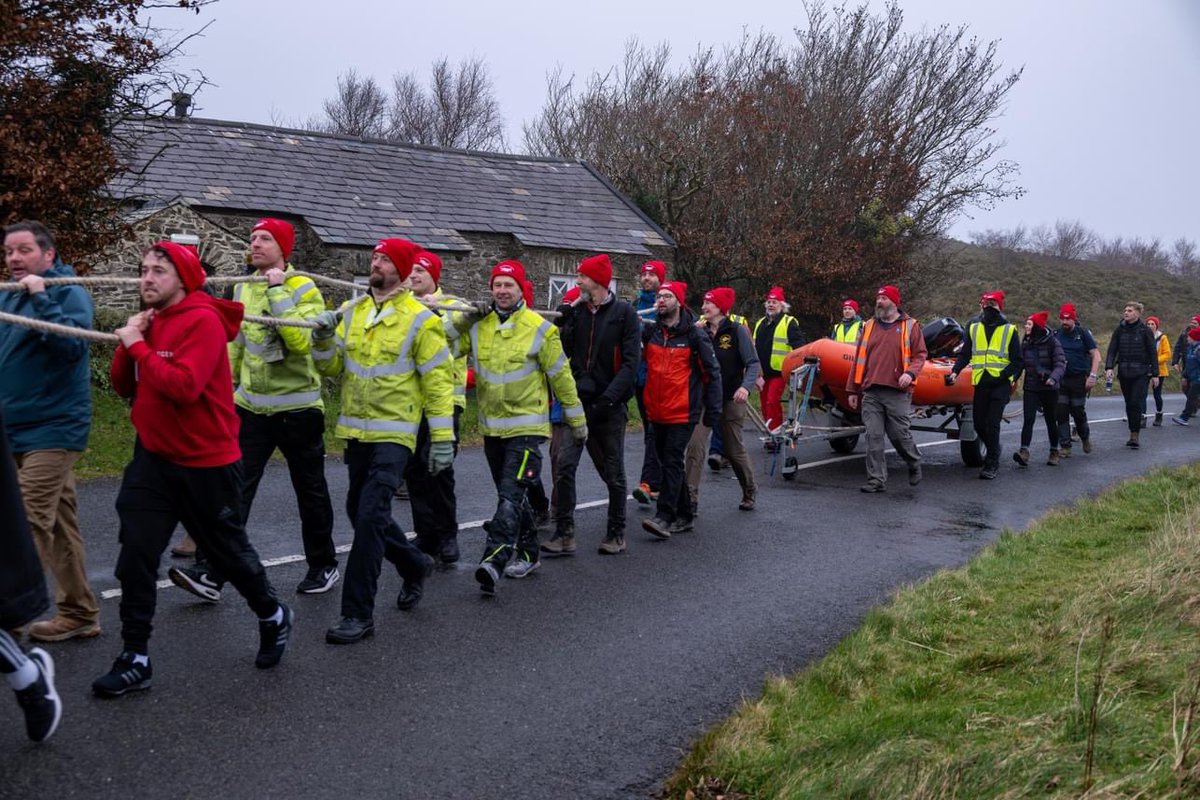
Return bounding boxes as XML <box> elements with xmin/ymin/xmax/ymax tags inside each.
<box><xmin>968</xmin><ymin>321</ymin><xmax>1017</xmax><ymax>384</ymax></box>
<box><xmin>427</xmin><ymin>289</ymin><xmax>468</xmax><ymax>410</ymax></box>
<box><xmin>833</xmin><ymin>318</ymin><xmax>863</xmax><ymax>343</ymax></box>
<box><xmin>228</xmin><ymin>266</ymin><xmax>325</xmax><ymax>413</ymax></box>
<box><xmin>462</xmin><ymin>305</ymin><xmax>584</xmax><ymax>438</ymax></box>
<box><xmin>313</xmin><ymin>289</ymin><xmax>454</xmax><ymax>449</ymax></box>
<box><xmin>753</xmin><ymin>314</ymin><xmax>800</xmax><ymax>371</ymax></box>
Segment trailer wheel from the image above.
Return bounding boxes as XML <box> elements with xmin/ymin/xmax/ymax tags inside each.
<box><xmin>782</xmin><ymin>457</ymin><xmax>798</xmax><ymax>480</ymax></box>
<box><xmin>960</xmin><ymin>437</ymin><xmax>984</xmax><ymax>467</ymax></box>
<box><xmin>830</xmin><ymin>434</ymin><xmax>859</xmax><ymax>454</ymax></box>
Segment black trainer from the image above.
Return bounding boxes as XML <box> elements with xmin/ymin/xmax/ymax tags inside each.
<box><xmin>475</xmin><ymin>561</ymin><xmax>499</xmax><ymax>595</ymax></box>
<box><xmin>168</xmin><ymin>565</ymin><xmax>223</xmax><ymax>602</ymax></box>
<box><xmin>397</xmin><ymin>554</ymin><xmax>435</xmax><ymax>611</ymax></box>
<box><xmin>326</xmin><ymin>617</ymin><xmax>374</xmax><ymax>644</ymax></box>
<box><xmin>92</xmin><ymin>652</ymin><xmax>152</xmax><ymax>698</ymax></box>
<box><xmin>439</xmin><ymin>535</ymin><xmax>460</xmax><ymax>564</ymax></box>
<box><xmin>255</xmin><ymin>603</ymin><xmax>293</xmax><ymax>669</ymax></box>
<box><xmin>296</xmin><ymin>565</ymin><xmax>340</xmax><ymax>595</ymax></box>
<box><xmin>15</xmin><ymin>648</ymin><xmax>61</xmax><ymax>742</ymax></box>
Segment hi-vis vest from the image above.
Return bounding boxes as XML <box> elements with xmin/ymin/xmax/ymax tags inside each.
<box><xmin>851</xmin><ymin>318</ymin><xmax>915</xmax><ymax>386</ymax></box>
<box><xmin>968</xmin><ymin>321</ymin><xmax>1017</xmax><ymax>384</ymax></box>
<box><xmin>753</xmin><ymin>314</ymin><xmax>799</xmax><ymax>371</ymax></box>
<box><xmin>729</xmin><ymin>313</ymin><xmax>750</xmax><ymax>329</ymax></box>
<box><xmin>833</xmin><ymin>319</ymin><xmax>863</xmax><ymax>344</ymax></box>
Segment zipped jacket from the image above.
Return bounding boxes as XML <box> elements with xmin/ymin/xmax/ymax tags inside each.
<box><xmin>753</xmin><ymin>313</ymin><xmax>805</xmax><ymax>375</ymax></box>
<box><xmin>427</xmin><ymin>289</ymin><xmax>468</xmax><ymax>410</ymax></box>
<box><xmin>642</xmin><ymin>307</ymin><xmax>722</xmax><ymax>425</ymax></box>
<box><xmin>559</xmin><ymin>293</ymin><xmax>641</xmax><ymax>410</ymax></box>
<box><xmin>1104</xmin><ymin>319</ymin><xmax>1158</xmax><ymax>379</ymax></box>
<box><xmin>1020</xmin><ymin>328</ymin><xmax>1066</xmax><ymax>391</ymax></box>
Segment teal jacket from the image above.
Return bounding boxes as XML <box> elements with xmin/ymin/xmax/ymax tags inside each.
<box><xmin>0</xmin><ymin>260</ymin><xmax>93</xmax><ymax>452</ymax></box>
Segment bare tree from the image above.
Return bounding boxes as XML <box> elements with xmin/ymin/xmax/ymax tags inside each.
<box><xmin>321</xmin><ymin>69</ymin><xmax>388</xmax><ymax>138</ymax></box>
<box><xmin>1027</xmin><ymin>219</ymin><xmax>1096</xmax><ymax>260</ymax></box>
<box><xmin>1173</xmin><ymin>237</ymin><xmax>1199</xmax><ymax>277</ymax></box>
<box><xmin>969</xmin><ymin>225</ymin><xmax>1028</xmax><ymax>251</ymax></box>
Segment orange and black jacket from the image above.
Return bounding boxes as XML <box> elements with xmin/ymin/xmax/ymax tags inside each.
<box><xmin>641</xmin><ymin>307</ymin><xmax>723</xmax><ymax>425</ymax></box>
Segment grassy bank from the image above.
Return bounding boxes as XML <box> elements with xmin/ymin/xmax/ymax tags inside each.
<box><xmin>668</xmin><ymin>465</ymin><xmax>1200</xmax><ymax>799</ymax></box>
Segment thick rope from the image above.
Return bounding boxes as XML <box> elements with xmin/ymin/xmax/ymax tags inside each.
<box><xmin>0</xmin><ymin>310</ymin><xmax>119</xmax><ymax>342</ymax></box>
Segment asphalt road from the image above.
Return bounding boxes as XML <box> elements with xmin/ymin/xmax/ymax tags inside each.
<box><xmin>1</xmin><ymin>394</ymin><xmax>1196</xmax><ymax>798</ymax></box>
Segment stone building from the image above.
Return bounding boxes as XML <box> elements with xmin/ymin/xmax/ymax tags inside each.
<box><xmin>96</xmin><ymin>116</ymin><xmax>675</xmax><ymax>309</ymax></box>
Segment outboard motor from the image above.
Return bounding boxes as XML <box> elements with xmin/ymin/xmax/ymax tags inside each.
<box><xmin>923</xmin><ymin>317</ymin><xmax>965</xmax><ymax>359</ymax></box>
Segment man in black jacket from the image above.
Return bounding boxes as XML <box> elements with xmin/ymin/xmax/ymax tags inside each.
<box><xmin>542</xmin><ymin>254</ymin><xmax>642</xmax><ymax>556</ymax></box>
<box><xmin>1105</xmin><ymin>301</ymin><xmax>1160</xmax><ymax>448</ymax></box>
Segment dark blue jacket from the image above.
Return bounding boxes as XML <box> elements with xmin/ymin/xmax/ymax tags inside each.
<box><xmin>0</xmin><ymin>260</ymin><xmax>93</xmax><ymax>452</ymax></box>
<box><xmin>0</xmin><ymin>406</ymin><xmax>49</xmax><ymax>629</ymax></box>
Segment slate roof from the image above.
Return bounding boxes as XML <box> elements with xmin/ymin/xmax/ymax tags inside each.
<box><xmin>110</xmin><ymin>117</ymin><xmax>673</xmax><ymax>255</ymax></box>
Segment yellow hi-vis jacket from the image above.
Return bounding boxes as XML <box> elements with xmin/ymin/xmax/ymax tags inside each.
<box><xmin>228</xmin><ymin>266</ymin><xmax>325</xmax><ymax>413</ymax></box>
<box><xmin>968</xmin><ymin>321</ymin><xmax>1018</xmax><ymax>384</ymax></box>
<box><xmin>313</xmin><ymin>289</ymin><xmax>455</xmax><ymax>450</ymax></box>
<box><xmin>753</xmin><ymin>314</ymin><xmax>800</xmax><ymax>371</ymax></box>
<box><xmin>426</xmin><ymin>289</ymin><xmax>468</xmax><ymax>410</ymax></box>
<box><xmin>832</xmin><ymin>318</ymin><xmax>863</xmax><ymax>343</ymax></box>
<box><xmin>457</xmin><ymin>304</ymin><xmax>584</xmax><ymax>438</ymax></box>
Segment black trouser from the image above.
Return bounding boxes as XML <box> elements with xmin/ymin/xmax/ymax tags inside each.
<box><xmin>550</xmin><ymin>423</ymin><xmax>582</xmax><ymax>532</ymax></box>
<box><xmin>1119</xmin><ymin>374</ymin><xmax>1150</xmax><ymax>432</ymax></box>
<box><xmin>1020</xmin><ymin>388</ymin><xmax>1059</xmax><ymax>449</ymax></box>
<box><xmin>1056</xmin><ymin>373</ymin><xmax>1091</xmax><ymax>447</ymax></box>
<box><xmin>972</xmin><ymin>380</ymin><xmax>1012</xmax><ymax>470</ymax></box>
<box><xmin>636</xmin><ymin>386</ymin><xmax>662</xmax><ymax>491</ymax></box>
<box><xmin>652</xmin><ymin>421</ymin><xmax>695</xmax><ymax>523</ymax></box>
<box><xmin>481</xmin><ymin>436</ymin><xmax>545</xmax><ymax>567</ymax></box>
<box><xmin>198</xmin><ymin>407</ymin><xmax>336</xmax><ymax>581</ymax></box>
<box><xmin>340</xmin><ymin>440</ymin><xmax>429</xmax><ymax>620</ymax></box>
<box><xmin>405</xmin><ymin>409</ymin><xmax>461</xmax><ymax>555</ymax></box>
<box><xmin>1180</xmin><ymin>382</ymin><xmax>1200</xmax><ymax>419</ymax></box>
<box><xmin>115</xmin><ymin>444</ymin><xmax>278</xmax><ymax>652</ymax></box>
<box><xmin>1149</xmin><ymin>375</ymin><xmax>1164</xmax><ymax>414</ymax></box>
<box><xmin>552</xmin><ymin>408</ymin><xmax>628</xmax><ymax>535</ymax></box>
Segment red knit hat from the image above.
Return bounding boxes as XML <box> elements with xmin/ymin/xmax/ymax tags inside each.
<box><xmin>373</xmin><ymin>238</ymin><xmax>420</xmax><ymax>280</ymax></box>
<box><xmin>660</xmin><ymin>281</ymin><xmax>687</xmax><ymax>307</ymax></box>
<box><xmin>641</xmin><ymin>260</ymin><xmax>666</xmax><ymax>284</ymax></box>
<box><xmin>562</xmin><ymin>286</ymin><xmax>582</xmax><ymax>305</ymax></box>
<box><xmin>1059</xmin><ymin>303</ymin><xmax>1077</xmax><ymax>321</ymax></box>
<box><xmin>766</xmin><ymin>286</ymin><xmax>786</xmax><ymax>302</ymax></box>
<box><xmin>1190</xmin><ymin>327</ymin><xmax>1200</xmax><ymax>341</ymax></box>
<box><xmin>704</xmin><ymin>287</ymin><xmax>735</xmax><ymax>315</ymax></box>
<box><xmin>1192</xmin><ymin>314</ymin><xmax>1200</xmax><ymax>326</ymax></box>
<box><xmin>980</xmin><ymin>290</ymin><xmax>1005</xmax><ymax>310</ymax></box>
<box><xmin>490</xmin><ymin>259</ymin><xmax>527</xmax><ymax>287</ymax></box>
<box><xmin>1029</xmin><ymin>310</ymin><xmax>1049</xmax><ymax>329</ymax></box>
<box><xmin>842</xmin><ymin>299</ymin><xmax>859</xmax><ymax>313</ymax></box>
<box><xmin>1147</xmin><ymin>315</ymin><xmax>1161</xmax><ymax>328</ymax></box>
<box><xmin>413</xmin><ymin>250</ymin><xmax>442</xmax><ymax>285</ymax></box>
<box><xmin>877</xmin><ymin>285</ymin><xmax>901</xmax><ymax>306</ymax></box>
<box><xmin>251</xmin><ymin>218</ymin><xmax>295</xmax><ymax>261</ymax></box>
<box><xmin>521</xmin><ymin>279</ymin><xmax>535</xmax><ymax>308</ymax></box>
<box><xmin>578</xmin><ymin>254</ymin><xmax>613</xmax><ymax>287</ymax></box>
<box><xmin>151</xmin><ymin>240</ymin><xmax>206</xmax><ymax>292</ymax></box>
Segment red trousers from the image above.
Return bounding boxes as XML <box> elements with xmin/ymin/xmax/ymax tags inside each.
<box><xmin>760</xmin><ymin>375</ymin><xmax>787</xmax><ymax>430</ymax></box>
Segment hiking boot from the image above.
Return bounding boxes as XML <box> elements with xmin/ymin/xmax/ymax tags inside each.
<box><xmin>28</xmin><ymin>616</ymin><xmax>100</xmax><ymax>643</ymax></box>
<box><xmin>1126</xmin><ymin>430</ymin><xmax>1140</xmax><ymax>448</ymax></box>
<box><xmin>1012</xmin><ymin>447</ymin><xmax>1030</xmax><ymax>467</ymax></box>
<box><xmin>1154</xmin><ymin>412</ymin><xmax>1163</xmax><ymax>427</ymax></box>
<box><xmin>255</xmin><ymin>603</ymin><xmax>293</xmax><ymax>669</ymax></box>
<box><xmin>859</xmin><ymin>481</ymin><xmax>885</xmax><ymax>493</ymax></box>
<box><xmin>908</xmin><ymin>464</ymin><xmax>922</xmax><ymax>486</ymax></box>
<box><xmin>669</xmin><ymin>516</ymin><xmax>694</xmax><ymax>534</ymax></box>
<box><xmin>503</xmin><ymin>558</ymin><xmax>541</xmax><ymax>579</ymax></box>
<box><xmin>168</xmin><ymin>566</ymin><xmax>223</xmax><ymax>603</ymax></box>
<box><xmin>1174</xmin><ymin>416</ymin><xmax>1191</xmax><ymax>427</ymax></box>
<box><xmin>325</xmin><ymin>617</ymin><xmax>374</xmax><ymax>645</ymax></box>
<box><xmin>1047</xmin><ymin>449</ymin><xmax>1060</xmax><ymax>466</ymax></box>
<box><xmin>296</xmin><ymin>565</ymin><xmax>340</xmax><ymax>595</ymax></box>
<box><xmin>979</xmin><ymin>465</ymin><xmax>998</xmax><ymax>480</ymax></box>
<box><xmin>707</xmin><ymin>454</ymin><xmax>725</xmax><ymax>471</ymax></box>
<box><xmin>738</xmin><ymin>490</ymin><xmax>756</xmax><ymax>510</ymax></box>
<box><xmin>597</xmin><ymin>534</ymin><xmax>626</xmax><ymax>555</ymax></box>
<box><xmin>1059</xmin><ymin>446</ymin><xmax>1072</xmax><ymax>458</ymax></box>
<box><xmin>540</xmin><ymin>530</ymin><xmax>576</xmax><ymax>557</ymax></box>
<box><xmin>397</xmin><ymin>554</ymin><xmax>435</xmax><ymax>611</ymax></box>
<box><xmin>475</xmin><ymin>561</ymin><xmax>500</xmax><ymax>594</ymax></box>
<box><xmin>440</xmin><ymin>535</ymin><xmax>460</xmax><ymax>564</ymax></box>
<box><xmin>15</xmin><ymin>648</ymin><xmax>61</xmax><ymax>742</ymax></box>
<box><xmin>1082</xmin><ymin>438</ymin><xmax>1093</xmax><ymax>453</ymax></box>
<box><xmin>642</xmin><ymin>516</ymin><xmax>672</xmax><ymax>540</ymax></box>
<box><xmin>632</xmin><ymin>483</ymin><xmax>657</xmax><ymax>505</ymax></box>
<box><xmin>92</xmin><ymin>652</ymin><xmax>152</xmax><ymax>698</ymax></box>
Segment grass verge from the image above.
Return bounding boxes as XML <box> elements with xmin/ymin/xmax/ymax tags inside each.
<box><xmin>667</xmin><ymin>465</ymin><xmax>1200</xmax><ymax>799</ymax></box>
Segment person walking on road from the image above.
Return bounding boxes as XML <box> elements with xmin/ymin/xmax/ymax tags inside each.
<box><xmin>1013</xmin><ymin>311</ymin><xmax>1066</xmax><ymax>467</ymax></box>
<box><xmin>831</xmin><ymin>298</ymin><xmax>863</xmax><ymax>343</ymax></box>
<box><xmin>949</xmin><ymin>290</ymin><xmax>1021</xmax><ymax>480</ymax></box>
<box><xmin>1053</xmin><ymin>303</ymin><xmax>1101</xmax><ymax>457</ymax></box>
<box><xmin>845</xmin><ymin>284</ymin><xmax>926</xmax><ymax>492</ymax></box>
<box><xmin>1104</xmin><ymin>301</ymin><xmax>1160</xmax><ymax>449</ymax></box>
<box><xmin>1</xmin><ymin>221</ymin><xmax>102</xmax><ymax>644</ymax></box>
<box><xmin>313</xmin><ymin>238</ymin><xmax>454</xmax><ymax>644</ymax></box>
<box><xmin>753</xmin><ymin>286</ymin><xmax>804</xmax><ymax>438</ymax></box>
<box><xmin>1172</xmin><ymin>326</ymin><xmax>1200</xmax><ymax>425</ymax></box>
<box><xmin>1145</xmin><ymin>315</ymin><xmax>1171</xmax><ymax>427</ymax></box>
<box><xmin>632</xmin><ymin>260</ymin><xmax>666</xmax><ymax>505</ymax></box>
<box><xmin>97</xmin><ymin>242</ymin><xmax>292</xmax><ymax>697</ymax></box>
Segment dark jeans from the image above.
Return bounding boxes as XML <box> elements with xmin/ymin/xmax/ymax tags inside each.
<box><xmin>972</xmin><ymin>380</ymin><xmax>1012</xmax><ymax>470</ymax></box>
<box><xmin>635</xmin><ymin>386</ymin><xmax>662</xmax><ymax>491</ymax></box>
<box><xmin>1056</xmin><ymin>373</ymin><xmax>1092</xmax><ymax>447</ymax></box>
<box><xmin>341</xmin><ymin>440</ymin><xmax>429</xmax><ymax>620</ymax></box>
<box><xmin>1179</xmin><ymin>382</ymin><xmax>1200</xmax><ymax>419</ymax></box>
<box><xmin>115</xmin><ymin>444</ymin><xmax>278</xmax><ymax>652</ymax></box>
<box><xmin>708</xmin><ymin>424</ymin><xmax>725</xmax><ymax>457</ymax></box>
<box><xmin>552</xmin><ymin>408</ymin><xmax>628</xmax><ymax>535</ymax></box>
<box><xmin>481</xmin><ymin>436</ymin><xmax>545</xmax><ymax>567</ymax></box>
<box><xmin>1119</xmin><ymin>374</ymin><xmax>1150</xmax><ymax>432</ymax></box>
<box><xmin>1020</xmin><ymin>388</ymin><xmax>1059</xmax><ymax>449</ymax></box>
<box><xmin>405</xmin><ymin>409</ymin><xmax>461</xmax><ymax>555</ymax></box>
<box><xmin>652</xmin><ymin>422</ymin><xmax>694</xmax><ymax>523</ymax></box>
<box><xmin>550</xmin><ymin>423</ymin><xmax>581</xmax><ymax>532</ymax></box>
<box><xmin>1149</xmin><ymin>375</ymin><xmax>1164</xmax><ymax>414</ymax></box>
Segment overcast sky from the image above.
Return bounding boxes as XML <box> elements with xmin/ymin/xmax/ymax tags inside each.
<box><xmin>166</xmin><ymin>0</ymin><xmax>1200</xmax><ymax>245</ymax></box>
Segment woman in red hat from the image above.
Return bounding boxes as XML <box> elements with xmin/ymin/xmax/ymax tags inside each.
<box><xmin>1014</xmin><ymin>312</ymin><xmax>1065</xmax><ymax>467</ymax></box>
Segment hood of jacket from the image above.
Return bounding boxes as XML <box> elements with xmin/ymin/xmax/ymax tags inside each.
<box><xmin>156</xmin><ymin>291</ymin><xmax>244</xmax><ymax>342</ymax></box>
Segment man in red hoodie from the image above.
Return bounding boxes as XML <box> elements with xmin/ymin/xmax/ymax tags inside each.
<box><xmin>94</xmin><ymin>242</ymin><xmax>292</xmax><ymax>697</ymax></box>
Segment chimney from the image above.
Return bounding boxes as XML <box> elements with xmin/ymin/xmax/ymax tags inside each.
<box><xmin>171</xmin><ymin>92</ymin><xmax>192</xmax><ymax>119</ymax></box>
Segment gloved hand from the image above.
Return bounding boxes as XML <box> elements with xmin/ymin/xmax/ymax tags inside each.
<box><xmin>473</xmin><ymin>300</ymin><xmax>493</xmax><ymax>317</ymax></box>
<box><xmin>571</xmin><ymin>422</ymin><xmax>588</xmax><ymax>444</ymax></box>
<box><xmin>313</xmin><ymin>310</ymin><xmax>340</xmax><ymax>338</ymax></box>
<box><xmin>702</xmin><ymin>412</ymin><xmax>720</xmax><ymax>429</ymax></box>
<box><xmin>428</xmin><ymin>441</ymin><xmax>456</xmax><ymax>475</ymax></box>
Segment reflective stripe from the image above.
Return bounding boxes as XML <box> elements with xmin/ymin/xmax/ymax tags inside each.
<box><xmin>969</xmin><ymin>322</ymin><xmax>1016</xmax><ymax>385</ymax></box>
<box><xmin>236</xmin><ymin>387</ymin><xmax>321</xmax><ymax>407</ymax></box>
<box><xmin>312</xmin><ymin>340</ymin><xmax>336</xmax><ymax>360</ymax></box>
<box><xmin>754</xmin><ymin>315</ymin><xmax>797</xmax><ymax>371</ymax></box>
<box><xmin>476</xmin><ymin>360</ymin><xmax>539</xmax><ymax>384</ymax></box>
<box><xmin>527</xmin><ymin>320</ymin><xmax>551</xmax><ymax>358</ymax></box>
<box><xmin>269</xmin><ymin>297</ymin><xmax>296</xmax><ymax>315</ymax></box>
<box><xmin>235</xmin><ymin>331</ymin><xmax>246</xmax><ymax>346</ymax></box>
<box><xmin>480</xmin><ymin>411</ymin><xmax>549</xmax><ymax>429</ymax></box>
<box><xmin>416</xmin><ymin>348</ymin><xmax>449</xmax><ymax>375</ymax></box>
<box><xmin>563</xmin><ymin>403</ymin><xmax>584</xmax><ymax>420</ymax></box>
<box><xmin>427</xmin><ymin>415</ymin><xmax>454</xmax><ymax>429</ymax></box>
<box><xmin>241</xmin><ymin>337</ymin><xmax>270</xmax><ymax>356</ymax></box>
<box><xmin>344</xmin><ymin>354</ymin><xmax>413</xmax><ymax>378</ymax></box>
<box><xmin>338</xmin><ymin>415</ymin><xmax>420</xmax><ymax>434</ymax></box>
<box><xmin>544</xmin><ymin>352</ymin><xmax>567</xmax><ymax>377</ymax></box>
<box><xmin>834</xmin><ymin>320</ymin><xmax>862</xmax><ymax>343</ymax></box>
<box><xmin>851</xmin><ymin>318</ymin><xmax>913</xmax><ymax>385</ymax></box>
<box><xmin>453</xmin><ymin>385</ymin><xmax>466</xmax><ymax>396</ymax></box>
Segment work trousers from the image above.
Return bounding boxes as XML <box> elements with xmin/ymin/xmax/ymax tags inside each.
<box><xmin>972</xmin><ymin>380</ymin><xmax>1012</xmax><ymax>470</ymax></box>
<box><xmin>341</xmin><ymin>440</ymin><xmax>429</xmax><ymax>620</ymax></box>
<box><xmin>114</xmin><ymin>444</ymin><xmax>278</xmax><ymax>652</ymax></box>
<box><xmin>652</xmin><ymin>422</ymin><xmax>694</xmax><ymax>523</ymax></box>
<box><xmin>759</xmin><ymin>375</ymin><xmax>788</xmax><ymax>431</ymax></box>
<box><xmin>635</xmin><ymin>386</ymin><xmax>662</xmax><ymax>491</ymax></box>
<box><xmin>551</xmin><ymin>411</ymin><xmax>628</xmax><ymax>535</ymax></box>
<box><xmin>685</xmin><ymin>400</ymin><xmax>756</xmax><ymax>510</ymax></box>
<box><xmin>1056</xmin><ymin>373</ymin><xmax>1092</xmax><ymax>447</ymax></box>
<box><xmin>14</xmin><ymin>449</ymin><xmax>99</xmax><ymax>625</ymax></box>
<box><xmin>1020</xmin><ymin>388</ymin><xmax>1060</xmax><ymax>449</ymax></box>
<box><xmin>860</xmin><ymin>386</ymin><xmax>921</xmax><ymax>485</ymax></box>
<box><xmin>481</xmin><ymin>436</ymin><xmax>545</xmax><ymax>567</ymax></box>
<box><xmin>405</xmin><ymin>409</ymin><xmax>461</xmax><ymax>555</ymax></box>
<box><xmin>1119</xmin><ymin>374</ymin><xmax>1150</xmax><ymax>432</ymax></box>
